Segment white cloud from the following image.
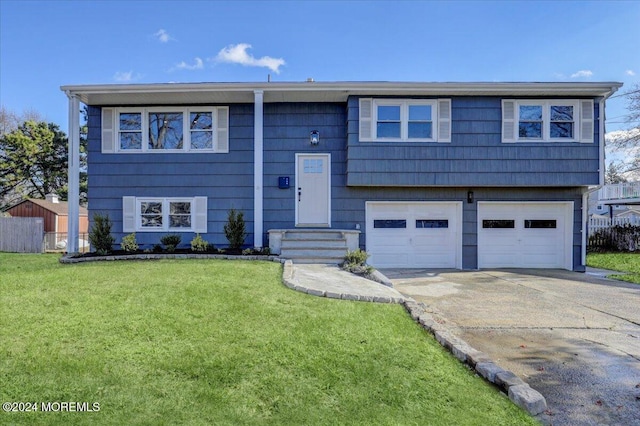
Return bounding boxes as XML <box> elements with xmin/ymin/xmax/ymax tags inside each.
<box><xmin>154</xmin><ymin>29</ymin><xmax>173</xmax><ymax>43</ymax></box>
<box><xmin>215</xmin><ymin>43</ymin><xmax>285</xmax><ymax>73</ymax></box>
<box><xmin>113</xmin><ymin>71</ymin><xmax>134</xmax><ymax>82</ymax></box>
<box><xmin>570</xmin><ymin>70</ymin><xmax>593</xmax><ymax>78</ymax></box>
<box><xmin>173</xmin><ymin>57</ymin><xmax>204</xmax><ymax>71</ymax></box>
<box><xmin>626</xmin><ymin>69</ymin><xmax>636</xmax><ymax>76</ymax></box>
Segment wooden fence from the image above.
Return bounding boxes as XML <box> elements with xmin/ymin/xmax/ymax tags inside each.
<box><xmin>0</xmin><ymin>217</ymin><xmax>44</xmax><ymax>253</ymax></box>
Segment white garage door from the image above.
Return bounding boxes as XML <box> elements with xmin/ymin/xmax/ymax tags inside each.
<box><xmin>366</xmin><ymin>202</ymin><xmax>462</xmax><ymax>268</ymax></box>
<box><xmin>477</xmin><ymin>202</ymin><xmax>573</xmax><ymax>269</ymax></box>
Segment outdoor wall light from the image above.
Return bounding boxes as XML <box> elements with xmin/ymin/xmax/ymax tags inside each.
<box><xmin>467</xmin><ymin>190</ymin><xmax>474</xmax><ymax>204</ymax></box>
<box><xmin>310</xmin><ymin>130</ymin><xmax>320</xmax><ymax>145</ymax></box>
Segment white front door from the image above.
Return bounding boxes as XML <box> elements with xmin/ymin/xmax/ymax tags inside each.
<box><xmin>296</xmin><ymin>153</ymin><xmax>331</xmax><ymax>226</ymax></box>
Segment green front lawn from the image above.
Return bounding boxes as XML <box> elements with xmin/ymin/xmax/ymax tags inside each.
<box><xmin>587</xmin><ymin>252</ymin><xmax>640</xmax><ymax>284</ymax></box>
<box><xmin>1</xmin><ymin>254</ymin><xmax>535</xmax><ymax>425</ymax></box>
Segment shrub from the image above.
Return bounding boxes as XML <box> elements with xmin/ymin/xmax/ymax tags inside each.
<box><xmin>89</xmin><ymin>213</ymin><xmax>115</xmax><ymax>255</ymax></box>
<box><xmin>152</xmin><ymin>244</ymin><xmax>163</xmax><ymax>253</ymax></box>
<box><xmin>224</xmin><ymin>208</ymin><xmax>247</xmax><ymax>250</ymax></box>
<box><xmin>588</xmin><ymin>224</ymin><xmax>640</xmax><ymax>252</ymax></box>
<box><xmin>190</xmin><ymin>234</ymin><xmax>209</xmax><ymax>252</ymax></box>
<box><xmin>121</xmin><ymin>233</ymin><xmax>139</xmax><ymax>253</ymax></box>
<box><xmin>161</xmin><ymin>234</ymin><xmax>181</xmax><ymax>252</ymax></box>
<box><xmin>342</xmin><ymin>248</ymin><xmax>373</xmax><ymax>275</ymax></box>
<box><xmin>241</xmin><ymin>247</ymin><xmax>271</xmax><ymax>256</ymax></box>
<box><xmin>344</xmin><ymin>248</ymin><xmax>369</xmax><ymax>265</ymax></box>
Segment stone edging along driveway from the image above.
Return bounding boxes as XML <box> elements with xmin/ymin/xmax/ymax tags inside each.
<box><xmin>401</xmin><ymin>299</ymin><xmax>547</xmax><ymax>415</ymax></box>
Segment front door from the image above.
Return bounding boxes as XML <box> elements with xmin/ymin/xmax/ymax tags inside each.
<box><xmin>296</xmin><ymin>153</ymin><xmax>331</xmax><ymax>226</ymax></box>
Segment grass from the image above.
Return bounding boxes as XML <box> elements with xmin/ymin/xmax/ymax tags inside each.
<box><xmin>1</xmin><ymin>253</ymin><xmax>536</xmax><ymax>425</ymax></box>
<box><xmin>587</xmin><ymin>252</ymin><xmax>640</xmax><ymax>284</ymax></box>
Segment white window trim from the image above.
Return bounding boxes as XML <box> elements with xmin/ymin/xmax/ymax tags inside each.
<box><xmin>503</xmin><ymin>99</ymin><xmax>592</xmax><ymax>143</ymax></box>
<box><xmin>112</xmin><ymin>106</ymin><xmax>228</xmax><ymax>153</ymax></box>
<box><xmin>360</xmin><ymin>98</ymin><xmax>450</xmax><ymax>143</ymax></box>
<box><xmin>122</xmin><ymin>196</ymin><xmax>206</xmax><ymax>233</ymax></box>
<box><xmin>137</xmin><ymin>197</ymin><xmax>195</xmax><ymax>232</ymax></box>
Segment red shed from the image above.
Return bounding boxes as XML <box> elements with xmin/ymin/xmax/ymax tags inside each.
<box><xmin>5</xmin><ymin>194</ymin><xmax>89</xmax><ymax>234</ymax></box>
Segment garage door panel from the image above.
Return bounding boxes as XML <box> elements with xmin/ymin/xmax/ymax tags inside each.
<box><xmin>478</xmin><ymin>202</ymin><xmax>571</xmax><ymax>270</ymax></box>
<box><xmin>370</xmin><ymin>253</ymin><xmax>410</xmax><ymax>268</ymax></box>
<box><xmin>366</xmin><ymin>202</ymin><xmax>461</xmax><ymax>269</ymax></box>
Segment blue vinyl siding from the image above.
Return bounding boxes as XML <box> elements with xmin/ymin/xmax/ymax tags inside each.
<box><xmin>87</xmin><ymin>105</ymin><xmax>254</xmax><ymax>249</ymax></box>
<box><xmin>347</xmin><ymin>96</ymin><xmax>601</xmax><ymax>186</ymax></box>
<box><xmin>88</xmin><ymin>98</ymin><xmax>591</xmax><ymax>270</ymax></box>
<box><xmin>260</xmin><ymin>103</ymin><xmax>585</xmax><ymax>270</ymax></box>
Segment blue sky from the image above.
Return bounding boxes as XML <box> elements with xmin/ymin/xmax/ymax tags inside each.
<box><xmin>1</xmin><ymin>0</ymin><xmax>639</xmax><ymax>134</ymax></box>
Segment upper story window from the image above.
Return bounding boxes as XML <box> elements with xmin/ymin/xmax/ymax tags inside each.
<box><xmin>502</xmin><ymin>99</ymin><xmax>593</xmax><ymax>143</ymax></box>
<box><xmin>101</xmin><ymin>107</ymin><xmax>229</xmax><ymax>153</ymax></box>
<box><xmin>359</xmin><ymin>98</ymin><xmax>451</xmax><ymax>143</ymax></box>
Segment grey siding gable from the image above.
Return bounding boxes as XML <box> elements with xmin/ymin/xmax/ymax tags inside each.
<box><xmin>347</xmin><ymin>96</ymin><xmax>601</xmax><ymax>187</ymax></box>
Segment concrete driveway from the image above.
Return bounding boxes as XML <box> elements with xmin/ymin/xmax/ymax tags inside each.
<box><xmin>382</xmin><ymin>268</ymin><xmax>640</xmax><ymax>426</ymax></box>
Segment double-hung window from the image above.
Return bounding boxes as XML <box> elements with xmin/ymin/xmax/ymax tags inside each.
<box><xmin>122</xmin><ymin>196</ymin><xmax>208</xmax><ymax>233</ymax></box>
<box><xmin>502</xmin><ymin>99</ymin><xmax>593</xmax><ymax>143</ymax></box>
<box><xmin>102</xmin><ymin>107</ymin><xmax>229</xmax><ymax>153</ymax></box>
<box><xmin>139</xmin><ymin>198</ymin><xmax>193</xmax><ymax>231</ymax></box>
<box><xmin>359</xmin><ymin>98</ymin><xmax>451</xmax><ymax>142</ymax></box>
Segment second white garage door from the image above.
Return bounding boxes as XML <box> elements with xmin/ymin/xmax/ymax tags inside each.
<box><xmin>366</xmin><ymin>202</ymin><xmax>462</xmax><ymax>268</ymax></box>
<box><xmin>477</xmin><ymin>202</ymin><xmax>573</xmax><ymax>270</ymax></box>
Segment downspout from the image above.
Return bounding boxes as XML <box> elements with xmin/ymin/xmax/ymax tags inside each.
<box><xmin>65</xmin><ymin>92</ymin><xmax>80</xmax><ymax>254</ymax></box>
<box><xmin>254</xmin><ymin>90</ymin><xmax>264</xmax><ymax>248</ymax></box>
<box><xmin>582</xmin><ymin>97</ymin><xmax>610</xmax><ymax>267</ymax></box>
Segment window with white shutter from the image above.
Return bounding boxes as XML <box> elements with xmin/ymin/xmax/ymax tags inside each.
<box><xmin>123</xmin><ymin>196</ymin><xmax>207</xmax><ymax>232</ymax></box>
<box><xmin>360</xmin><ymin>99</ymin><xmax>451</xmax><ymax>142</ymax></box>
<box><xmin>502</xmin><ymin>99</ymin><xmax>594</xmax><ymax>143</ymax></box>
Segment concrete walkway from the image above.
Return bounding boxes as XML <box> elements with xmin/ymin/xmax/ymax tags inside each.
<box><xmin>282</xmin><ymin>261</ymin><xmax>406</xmax><ymax>303</ymax></box>
<box><xmin>384</xmin><ymin>268</ymin><xmax>640</xmax><ymax>426</ymax></box>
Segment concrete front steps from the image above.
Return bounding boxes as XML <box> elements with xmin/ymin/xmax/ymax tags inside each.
<box><xmin>268</xmin><ymin>229</ymin><xmax>360</xmax><ymax>264</ymax></box>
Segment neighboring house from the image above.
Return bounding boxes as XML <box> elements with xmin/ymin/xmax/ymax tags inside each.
<box><xmin>615</xmin><ymin>208</ymin><xmax>640</xmax><ymax>220</ymax></box>
<box><xmin>588</xmin><ymin>182</ymin><xmax>640</xmax><ymax>217</ymax></box>
<box><xmin>61</xmin><ymin>81</ymin><xmax>622</xmax><ymax>271</ymax></box>
<box><xmin>4</xmin><ymin>193</ymin><xmax>89</xmax><ymax>235</ymax></box>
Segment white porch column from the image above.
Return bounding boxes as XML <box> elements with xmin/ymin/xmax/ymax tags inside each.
<box><xmin>66</xmin><ymin>92</ymin><xmax>81</xmax><ymax>253</ymax></box>
<box><xmin>254</xmin><ymin>90</ymin><xmax>264</xmax><ymax>248</ymax></box>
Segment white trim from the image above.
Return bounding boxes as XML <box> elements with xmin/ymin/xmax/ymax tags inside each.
<box><xmin>61</xmin><ymin>81</ymin><xmax>623</xmax><ymax>106</ymax></box>
<box><xmin>129</xmin><ymin>197</ymin><xmax>205</xmax><ymax>232</ymax></box>
<box><xmin>66</xmin><ymin>93</ymin><xmax>80</xmax><ymax>253</ymax></box>
<box><xmin>295</xmin><ymin>153</ymin><xmax>331</xmax><ymax>227</ymax></box>
<box><xmin>599</xmin><ymin>99</ymin><xmax>606</xmax><ymax>185</ymax></box>
<box><xmin>254</xmin><ymin>90</ymin><xmax>264</xmax><ymax>248</ymax></box>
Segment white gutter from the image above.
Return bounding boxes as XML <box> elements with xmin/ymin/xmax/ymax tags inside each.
<box><xmin>61</xmin><ymin>81</ymin><xmax>624</xmax><ymax>105</ymax></box>
<box><xmin>254</xmin><ymin>90</ymin><xmax>264</xmax><ymax>248</ymax></box>
<box><xmin>582</xmin><ymin>92</ymin><xmax>620</xmax><ymax>268</ymax></box>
